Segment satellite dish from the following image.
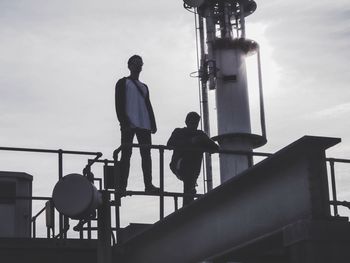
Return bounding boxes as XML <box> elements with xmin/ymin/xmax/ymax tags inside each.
<box><xmin>183</xmin><ymin>0</ymin><xmax>205</xmax><ymax>8</ymax></box>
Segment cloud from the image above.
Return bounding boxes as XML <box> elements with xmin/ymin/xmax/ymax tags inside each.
<box><xmin>305</xmin><ymin>102</ymin><xmax>350</xmax><ymax>119</ymax></box>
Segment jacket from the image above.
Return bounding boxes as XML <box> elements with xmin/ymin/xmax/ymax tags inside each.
<box><xmin>167</xmin><ymin>127</ymin><xmax>219</xmax><ymax>177</ymax></box>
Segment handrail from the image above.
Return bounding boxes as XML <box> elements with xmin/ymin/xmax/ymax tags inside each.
<box><xmin>113</xmin><ymin>143</ymin><xmax>272</xmax><ymax>157</ymax></box>
<box><xmin>32</xmin><ymin>206</ymin><xmax>46</xmax><ymax>221</ymax></box>
<box><xmin>31</xmin><ymin>206</ymin><xmax>46</xmax><ymax>238</ymax></box>
<box><xmin>84</xmin><ymin>152</ymin><xmax>104</xmax><ymax>171</ymax></box>
<box><xmin>325</xmin><ymin>157</ymin><xmax>350</xmax><ymax>216</ymax></box>
<box><xmin>0</xmin><ymin>145</ymin><xmax>102</xmax><ymax>156</ymax></box>
<box><xmin>106</xmin><ymin>189</ymin><xmax>202</xmax><ymax>198</ymax></box>
<box><xmin>327</xmin><ymin>157</ymin><xmax>350</xmax><ymax>164</ymax></box>
<box><xmin>0</xmin><ymin>195</ymin><xmax>51</xmax><ymax>201</ymax></box>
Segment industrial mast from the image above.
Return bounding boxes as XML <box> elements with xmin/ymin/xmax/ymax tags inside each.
<box><xmin>185</xmin><ymin>0</ymin><xmax>267</xmax><ymax>183</ymax></box>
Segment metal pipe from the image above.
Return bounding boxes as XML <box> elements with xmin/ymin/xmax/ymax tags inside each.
<box><xmin>85</xmin><ymin>153</ymin><xmax>103</xmax><ymax>172</ymax></box>
<box><xmin>205</xmin><ymin>7</ymin><xmax>217</xmax><ymax>90</ymax></box>
<box><xmin>114</xmin><ymin>194</ymin><xmax>121</xmax><ymax>243</ymax></box>
<box><xmin>257</xmin><ymin>47</ymin><xmax>267</xmax><ymax>139</ymax></box>
<box><xmin>223</xmin><ymin>2</ymin><xmax>231</xmax><ymax>39</ymax></box>
<box><xmin>106</xmin><ymin>189</ymin><xmax>203</xmax><ymax>199</ymax></box>
<box><xmin>31</xmin><ymin>206</ymin><xmax>47</xmax><ymax>219</ymax></box>
<box><xmin>0</xmin><ymin>146</ymin><xmax>101</xmax><ymax>156</ymax></box>
<box><xmin>159</xmin><ymin>148</ymin><xmax>165</xmax><ymax>220</ymax></box>
<box><xmin>239</xmin><ymin>3</ymin><xmax>246</xmax><ymax>38</ymax></box>
<box><xmin>58</xmin><ymin>150</ymin><xmax>64</xmax><ymax>239</ymax></box>
<box><xmin>1</xmin><ymin>196</ymin><xmax>51</xmax><ymax>201</ymax></box>
<box><xmin>32</xmin><ymin>219</ymin><xmax>36</xmax><ymax>238</ymax></box>
<box><xmin>329</xmin><ymin>160</ymin><xmax>339</xmax><ymax>216</ymax></box>
<box><xmin>247</xmin><ymin>152</ymin><xmax>253</xmax><ymax>168</ymax></box>
<box><xmin>97</xmin><ymin>191</ymin><xmax>112</xmax><ymax>263</ymax></box>
<box><xmin>88</xmin><ymin>220</ymin><xmax>92</xmax><ymax>240</ymax></box>
<box><xmin>326</xmin><ymin>157</ymin><xmax>350</xmax><ymax>164</ymax></box>
<box><xmin>174</xmin><ymin>197</ymin><xmax>179</xmax><ymax>211</ymax></box>
<box><xmin>198</xmin><ymin>14</ymin><xmax>213</xmax><ymax>192</ymax></box>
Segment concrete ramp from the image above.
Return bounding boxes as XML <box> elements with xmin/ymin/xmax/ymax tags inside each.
<box><xmin>115</xmin><ymin>136</ymin><xmax>343</xmax><ymax>263</ymax></box>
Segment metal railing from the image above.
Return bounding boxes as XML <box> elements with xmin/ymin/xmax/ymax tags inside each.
<box><xmin>1</xmin><ymin>144</ymin><xmax>350</xmax><ymax>242</ymax></box>
<box><xmin>0</xmin><ymin>146</ymin><xmax>102</xmax><ymax>239</ymax></box>
<box><xmin>326</xmin><ymin>157</ymin><xmax>350</xmax><ymax>217</ymax></box>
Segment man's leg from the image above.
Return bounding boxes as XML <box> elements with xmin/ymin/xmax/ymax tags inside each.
<box><xmin>119</xmin><ymin>128</ymin><xmax>135</xmax><ymax>191</ymax></box>
<box><xmin>135</xmin><ymin>130</ymin><xmax>158</xmax><ymax>191</ymax></box>
<box><xmin>183</xmin><ymin>173</ymin><xmax>197</xmax><ymax>206</ymax></box>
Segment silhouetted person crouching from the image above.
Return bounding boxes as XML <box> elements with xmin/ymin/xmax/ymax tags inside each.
<box><xmin>167</xmin><ymin>112</ymin><xmax>219</xmax><ymax>206</ymax></box>
<box><xmin>115</xmin><ymin>55</ymin><xmax>159</xmax><ymax>194</ymax></box>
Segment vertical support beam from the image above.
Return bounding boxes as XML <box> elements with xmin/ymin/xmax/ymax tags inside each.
<box><xmin>174</xmin><ymin>196</ymin><xmax>178</xmax><ymax>211</ymax></box>
<box><xmin>32</xmin><ymin>220</ymin><xmax>36</xmax><ymax>238</ymax></box>
<box><xmin>87</xmin><ymin>220</ymin><xmax>92</xmax><ymax>240</ymax></box>
<box><xmin>114</xmin><ymin>193</ymin><xmax>121</xmax><ymax>244</ymax></box>
<box><xmin>97</xmin><ymin>191</ymin><xmax>112</xmax><ymax>263</ymax></box>
<box><xmin>247</xmin><ymin>152</ymin><xmax>253</xmax><ymax>168</ymax></box>
<box><xmin>159</xmin><ymin>148</ymin><xmax>164</xmax><ymax>220</ymax></box>
<box><xmin>329</xmin><ymin>159</ymin><xmax>339</xmax><ymax>216</ymax></box>
<box><xmin>58</xmin><ymin>149</ymin><xmax>64</xmax><ymax>239</ymax></box>
<box><xmin>239</xmin><ymin>2</ymin><xmax>246</xmax><ymax>38</ymax></box>
<box><xmin>45</xmin><ymin>200</ymin><xmax>55</xmax><ymax>238</ymax></box>
<box><xmin>257</xmin><ymin>48</ymin><xmax>267</xmax><ymax>139</ymax></box>
<box><xmin>198</xmin><ymin>14</ymin><xmax>213</xmax><ymax>192</ymax></box>
<box><xmin>113</xmin><ymin>149</ymin><xmax>122</xmax><ymax>243</ymax></box>
<box><xmin>205</xmin><ymin>8</ymin><xmax>217</xmax><ymax>91</ymax></box>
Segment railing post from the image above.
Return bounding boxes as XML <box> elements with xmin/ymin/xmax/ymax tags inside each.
<box><xmin>58</xmin><ymin>149</ymin><xmax>65</xmax><ymax>239</ymax></box>
<box><xmin>45</xmin><ymin>200</ymin><xmax>55</xmax><ymax>239</ymax></box>
<box><xmin>329</xmin><ymin>159</ymin><xmax>339</xmax><ymax>216</ymax></box>
<box><xmin>112</xmin><ymin>149</ymin><xmax>122</xmax><ymax>243</ymax></box>
<box><xmin>87</xmin><ymin>220</ymin><xmax>92</xmax><ymax>240</ymax></box>
<box><xmin>32</xmin><ymin>219</ymin><xmax>36</xmax><ymax>238</ymax></box>
<box><xmin>248</xmin><ymin>151</ymin><xmax>253</xmax><ymax>168</ymax></box>
<box><xmin>114</xmin><ymin>193</ymin><xmax>121</xmax><ymax>244</ymax></box>
<box><xmin>174</xmin><ymin>196</ymin><xmax>178</xmax><ymax>211</ymax></box>
<box><xmin>159</xmin><ymin>148</ymin><xmax>165</xmax><ymax>220</ymax></box>
<box><xmin>97</xmin><ymin>191</ymin><xmax>112</xmax><ymax>263</ymax></box>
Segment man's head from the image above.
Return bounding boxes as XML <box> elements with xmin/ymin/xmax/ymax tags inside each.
<box><xmin>185</xmin><ymin>112</ymin><xmax>201</xmax><ymax>130</ymax></box>
<box><xmin>128</xmin><ymin>55</ymin><xmax>143</xmax><ymax>74</ymax></box>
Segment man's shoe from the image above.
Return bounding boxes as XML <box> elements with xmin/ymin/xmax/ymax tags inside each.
<box><xmin>145</xmin><ymin>184</ymin><xmax>160</xmax><ymax>194</ymax></box>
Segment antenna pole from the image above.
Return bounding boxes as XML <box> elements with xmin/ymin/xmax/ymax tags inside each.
<box><xmin>198</xmin><ymin>12</ymin><xmax>213</xmax><ymax>191</ymax></box>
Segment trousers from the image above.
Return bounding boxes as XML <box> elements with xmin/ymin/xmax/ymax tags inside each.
<box><xmin>181</xmin><ymin>169</ymin><xmax>199</xmax><ymax>206</ymax></box>
<box><xmin>119</xmin><ymin>128</ymin><xmax>153</xmax><ymax>190</ymax></box>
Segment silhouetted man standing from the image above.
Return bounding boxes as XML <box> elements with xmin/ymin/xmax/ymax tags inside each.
<box><xmin>167</xmin><ymin>112</ymin><xmax>219</xmax><ymax>206</ymax></box>
<box><xmin>115</xmin><ymin>55</ymin><xmax>159</xmax><ymax>194</ymax></box>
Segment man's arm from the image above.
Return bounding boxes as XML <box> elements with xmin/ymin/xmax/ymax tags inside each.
<box><xmin>115</xmin><ymin>78</ymin><xmax>128</xmax><ymax>127</ymax></box>
<box><xmin>193</xmin><ymin>131</ymin><xmax>219</xmax><ymax>153</ymax></box>
<box><xmin>144</xmin><ymin>83</ymin><xmax>157</xmax><ymax>134</ymax></box>
<box><xmin>167</xmin><ymin>128</ymin><xmax>181</xmax><ymax>148</ymax></box>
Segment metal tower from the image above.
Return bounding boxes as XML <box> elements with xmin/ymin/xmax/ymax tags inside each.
<box><xmin>185</xmin><ymin>0</ymin><xmax>267</xmax><ymax>183</ymax></box>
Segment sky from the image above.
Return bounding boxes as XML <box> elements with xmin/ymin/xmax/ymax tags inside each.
<box><xmin>1</xmin><ymin>0</ymin><xmax>350</xmax><ymax>233</ymax></box>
